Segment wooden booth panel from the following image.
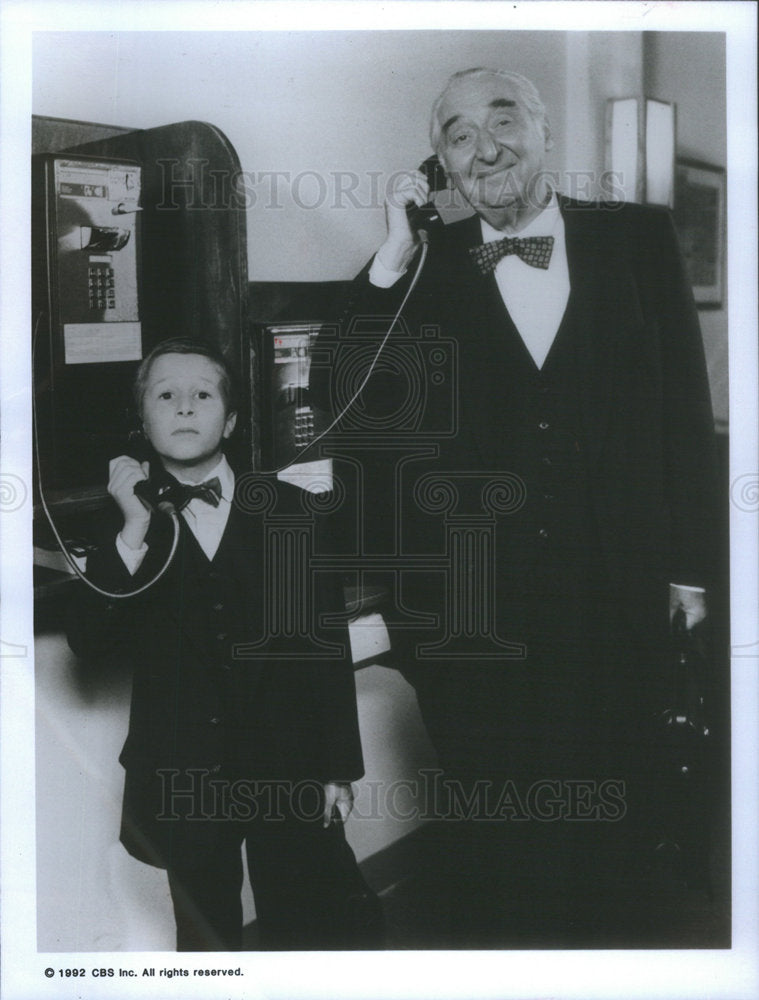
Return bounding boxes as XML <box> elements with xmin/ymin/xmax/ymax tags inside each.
<box><xmin>33</xmin><ymin>119</ymin><xmax>250</xmax><ymax>510</ymax></box>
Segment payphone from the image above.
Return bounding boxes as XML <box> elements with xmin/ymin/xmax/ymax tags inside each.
<box><xmin>32</xmin><ymin>155</ymin><xmax>143</xmax><ymax>498</ymax></box>
<box><xmin>260</xmin><ymin>322</ymin><xmax>322</xmax><ymax>469</ymax></box>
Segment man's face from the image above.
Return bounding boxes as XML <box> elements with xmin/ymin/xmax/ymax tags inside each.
<box><xmin>141</xmin><ymin>353</ymin><xmax>236</xmax><ymax>480</ymax></box>
<box><xmin>436</xmin><ymin>74</ymin><xmax>553</xmax><ymax>231</ymax></box>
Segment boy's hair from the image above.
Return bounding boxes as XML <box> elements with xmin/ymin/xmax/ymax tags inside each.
<box><xmin>133</xmin><ymin>338</ymin><xmax>238</xmax><ymax>418</ymax></box>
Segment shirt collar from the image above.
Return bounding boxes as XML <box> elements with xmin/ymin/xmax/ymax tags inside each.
<box><xmin>480</xmin><ymin>190</ymin><xmax>563</xmax><ymax>244</ymax></box>
<box><xmin>175</xmin><ymin>455</ymin><xmax>233</xmax><ymax>503</ymax></box>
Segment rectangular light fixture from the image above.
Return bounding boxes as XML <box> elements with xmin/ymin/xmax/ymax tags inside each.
<box><xmin>605</xmin><ymin>97</ymin><xmax>676</xmax><ymax>208</ymax></box>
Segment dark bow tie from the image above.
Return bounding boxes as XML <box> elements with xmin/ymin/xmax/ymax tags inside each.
<box><xmin>469</xmin><ymin>234</ymin><xmax>554</xmax><ymax>275</ymax></box>
<box><xmin>174</xmin><ymin>476</ymin><xmax>222</xmax><ymax>511</ymax></box>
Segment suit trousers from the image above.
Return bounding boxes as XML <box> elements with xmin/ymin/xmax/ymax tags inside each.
<box><xmin>408</xmin><ymin>615</ymin><xmax>661</xmax><ymax>946</ymax></box>
<box><xmin>166</xmin><ymin>788</ymin><xmax>377</xmax><ymax>951</ymax></box>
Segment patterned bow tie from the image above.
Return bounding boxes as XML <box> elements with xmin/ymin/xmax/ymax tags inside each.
<box><xmin>174</xmin><ymin>477</ymin><xmax>222</xmax><ymax>511</ymax></box>
<box><xmin>469</xmin><ymin>235</ymin><xmax>554</xmax><ymax>275</ymax></box>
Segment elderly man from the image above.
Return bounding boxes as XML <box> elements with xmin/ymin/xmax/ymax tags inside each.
<box><xmin>312</xmin><ymin>67</ymin><xmax>719</xmax><ymax>946</ymax></box>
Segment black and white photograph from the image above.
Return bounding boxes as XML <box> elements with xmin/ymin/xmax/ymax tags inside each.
<box><xmin>1</xmin><ymin>2</ymin><xmax>757</xmax><ymax>999</ymax></box>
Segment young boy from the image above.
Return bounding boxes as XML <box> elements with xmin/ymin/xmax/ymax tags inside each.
<box><xmin>67</xmin><ymin>338</ymin><xmax>375</xmax><ymax>951</ymax></box>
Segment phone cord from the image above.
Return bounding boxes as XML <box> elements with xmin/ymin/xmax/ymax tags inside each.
<box><xmin>32</xmin><ymin>311</ymin><xmax>181</xmax><ymax>600</ymax></box>
<box><xmin>32</xmin><ymin>237</ymin><xmax>429</xmax><ymax>594</ymax></box>
<box><xmin>263</xmin><ymin>237</ymin><xmax>430</xmax><ymax>473</ymax></box>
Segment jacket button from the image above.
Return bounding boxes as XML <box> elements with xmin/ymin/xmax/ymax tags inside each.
<box><xmin>538</xmin><ymin>421</ymin><xmax>550</xmax><ymax>430</ymax></box>
<box><xmin>209</xmin><ymin>717</ymin><xmax>221</xmax><ymax>726</ymax></box>
<box><xmin>541</xmin><ymin>456</ymin><xmax>552</xmax><ymax>466</ymax></box>
<box><xmin>212</xmin><ymin>602</ymin><xmax>224</xmax><ymax>612</ymax></box>
<box><xmin>216</xmin><ymin>632</ymin><xmax>228</xmax><ymax>642</ymax></box>
<box><xmin>538</xmin><ymin>528</ymin><xmax>549</xmax><ymax>540</ymax></box>
<box><xmin>209</xmin><ymin>764</ymin><xmax>221</xmax><ymax>774</ymax></box>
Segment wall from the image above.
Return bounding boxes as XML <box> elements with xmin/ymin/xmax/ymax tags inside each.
<box><xmin>646</xmin><ymin>31</ymin><xmax>728</xmax><ymax>428</ymax></box>
<box><xmin>33</xmin><ymin>30</ymin><xmax>569</xmax><ymax>282</ymax></box>
<box><xmin>34</xmin><ymin>30</ymin><xmax>728</xmax><ymax>426</ymax></box>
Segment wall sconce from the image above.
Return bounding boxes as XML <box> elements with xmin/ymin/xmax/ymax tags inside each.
<box><xmin>605</xmin><ymin>97</ymin><xmax>676</xmax><ymax>208</ymax></box>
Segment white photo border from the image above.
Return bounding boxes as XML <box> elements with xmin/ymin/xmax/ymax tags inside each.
<box><xmin>2</xmin><ymin>3</ymin><xmax>757</xmax><ymax>999</ymax></box>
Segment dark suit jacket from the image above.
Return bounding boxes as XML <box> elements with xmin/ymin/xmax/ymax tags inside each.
<box><xmin>67</xmin><ymin>472</ymin><xmax>363</xmax><ymax>867</ymax></box>
<box><xmin>311</xmin><ymin>197</ymin><xmax>719</xmax><ymax>650</ymax></box>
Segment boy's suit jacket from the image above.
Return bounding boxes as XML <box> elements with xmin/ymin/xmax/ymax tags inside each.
<box><xmin>67</xmin><ymin>472</ymin><xmax>363</xmax><ymax>868</ymax></box>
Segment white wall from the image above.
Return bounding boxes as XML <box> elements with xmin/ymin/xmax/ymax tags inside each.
<box><xmin>646</xmin><ymin>31</ymin><xmax>728</xmax><ymax>428</ymax></box>
<box><xmin>34</xmin><ymin>30</ymin><xmax>570</xmax><ymax>281</ymax></box>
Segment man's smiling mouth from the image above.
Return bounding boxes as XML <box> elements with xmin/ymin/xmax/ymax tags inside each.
<box><xmin>475</xmin><ymin>164</ymin><xmax>516</xmax><ymax>179</ymax></box>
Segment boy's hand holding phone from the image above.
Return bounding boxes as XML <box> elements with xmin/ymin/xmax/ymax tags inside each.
<box><xmin>108</xmin><ymin>455</ymin><xmax>151</xmax><ymax>550</ymax></box>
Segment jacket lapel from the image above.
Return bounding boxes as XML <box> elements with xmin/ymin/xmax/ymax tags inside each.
<box><xmin>559</xmin><ymin>196</ymin><xmax>643</xmax><ymax>471</ymax></box>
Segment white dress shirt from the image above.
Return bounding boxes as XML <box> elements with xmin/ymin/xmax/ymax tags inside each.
<box><xmin>370</xmin><ymin>192</ymin><xmax>569</xmax><ymax>370</ymax></box>
<box><xmin>479</xmin><ymin>195</ymin><xmax>570</xmax><ymax>369</ymax></box>
<box><xmin>117</xmin><ymin>456</ymin><xmax>234</xmax><ymax>573</ymax></box>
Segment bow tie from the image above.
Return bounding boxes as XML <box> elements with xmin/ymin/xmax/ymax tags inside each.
<box><xmin>469</xmin><ymin>235</ymin><xmax>554</xmax><ymax>275</ymax></box>
<box><xmin>174</xmin><ymin>476</ymin><xmax>222</xmax><ymax>511</ymax></box>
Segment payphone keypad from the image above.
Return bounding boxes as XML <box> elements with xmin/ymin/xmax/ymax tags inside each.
<box><xmin>294</xmin><ymin>405</ymin><xmax>315</xmax><ymax>449</ymax></box>
<box><xmin>88</xmin><ymin>263</ymin><xmax>116</xmax><ymax>311</ymax></box>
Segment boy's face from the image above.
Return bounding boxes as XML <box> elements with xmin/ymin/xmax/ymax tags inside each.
<box><xmin>141</xmin><ymin>353</ymin><xmax>237</xmax><ymax>481</ymax></box>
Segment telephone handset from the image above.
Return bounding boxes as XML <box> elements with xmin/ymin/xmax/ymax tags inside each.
<box><xmin>123</xmin><ymin>435</ymin><xmax>185</xmax><ymax>516</ymax></box>
<box><xmin>133</xmin><ymin>477</ymin><xmax>184</xmax><ymax>516</ymax></box>
<box><xmin>260</xmin><ymin>160</ymin><xmax>446</xmax><ymax>474</ymax></box>
<box><xmin>406</xmin><ymin>155</ymin><xmax>447</xmax><ymax>238</ymax></box>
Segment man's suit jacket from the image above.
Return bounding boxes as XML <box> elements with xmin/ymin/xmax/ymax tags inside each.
<box><xmin>67</xmin><ymin>472</ymin><xmax>363</xmax><ymax>868</ymax></box>
<box><xmin>312</xmin><ymin>197</ymin><xmax>719</xmax><ymax>652</ymax></box>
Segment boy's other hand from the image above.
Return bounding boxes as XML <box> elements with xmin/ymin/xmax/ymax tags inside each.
<box><xmin>108</xmin><ymin>455</ymin><xmax>151</xmax><ymax>548</ymax></box>
<box><xmin>322</xmin><ymin>781</ymin><xmax>354</xmax><ymax>827</ymax></box>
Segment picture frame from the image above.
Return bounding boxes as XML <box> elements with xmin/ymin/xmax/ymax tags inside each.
<box><xmin>673</xmin><ymin>158</ymin><xmax>726</xmax><ymax>309</ymax></box>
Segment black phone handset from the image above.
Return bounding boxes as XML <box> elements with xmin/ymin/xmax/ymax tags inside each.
<box><xmin>125</xmin><ymin>433</ymin><xmax>184</xmax><ymax>516</ymax></box>
<box><xmin>84</xmin><ymin>454</ymin><xmax>182</xmax><ymax>598</ymax></box>
<box><xmin>405</xmin><ymin>155</ymin><xmax>447</xmax><ymax>241</ymax></box>
<box><xmin>32</xmin><ymin>396</ymin><xmax>181</xmax><ymax>599</ymax></box>
<box><xmin>133</xmin><ymin>477</ymin><xmax>184</xmax><ymax>516</ymax></box>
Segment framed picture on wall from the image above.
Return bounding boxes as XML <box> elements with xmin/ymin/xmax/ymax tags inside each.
<box><xmin>673</xmin><ymin>159</ymin><xmax>726</xmax><ymax>309</ymax></box>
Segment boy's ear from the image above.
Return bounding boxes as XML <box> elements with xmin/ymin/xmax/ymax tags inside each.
<box><xmin>223</xmin><ymin>411</ymin><xmax>237</xmax><ymax>439</ymax></box>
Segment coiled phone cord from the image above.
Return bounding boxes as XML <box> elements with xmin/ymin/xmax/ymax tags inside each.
<box><xmin>32</xmin><ymin>311</ymin><xmax>180</xmax><ymax>599</ymax></box>
<box><xmin>32</xmin><ymin>237</ymin><xmax>429</xmax><ymax>597</ymax></box>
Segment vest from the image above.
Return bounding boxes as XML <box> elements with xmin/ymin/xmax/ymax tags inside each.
<box><xmin>482</xmin><ymin>286</ymin><xmax>610</xmax><ymax>646</ymax></box>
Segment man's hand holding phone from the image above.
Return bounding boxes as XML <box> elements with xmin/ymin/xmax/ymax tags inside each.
<box><xmin>378</xmin><ymin>169</ymin><xmax>433</xmax><ymax>273</ymax></box>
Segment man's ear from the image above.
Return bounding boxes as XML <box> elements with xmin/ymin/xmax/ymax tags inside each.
<box><xmin>223</xmin><ymin>411</ymin><xmax>237</xmax><ymax>439</ymax></box>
